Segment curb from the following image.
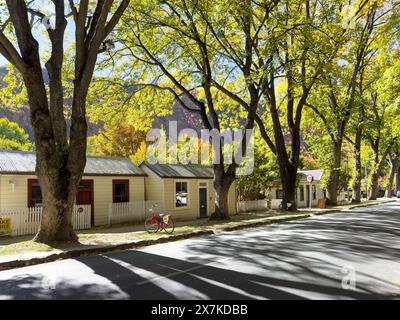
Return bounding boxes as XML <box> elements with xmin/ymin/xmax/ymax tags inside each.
<box><xmin>219</xmin><ymin>214</ymin><xmax>314</xmax><ymax>232</ymax></box>
<box><xmin>347</xmin><ymin>199</ymin><xmax>396</xmax><ymax>209</ymax></box>
<box><xmin>0</xmin><ymin>230</ymin><xmax>213</xmax><ymax>271</ymax></box>
<box><xmin>0</xmin><ymin>200</ymin><xmax>395</xmax><ymax>271</ymax></box>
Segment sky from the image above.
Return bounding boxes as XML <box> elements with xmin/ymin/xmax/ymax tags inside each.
<box><xmin>0</xmin><ymin>1</ymin><xmax>74</xmax><ymax>68</ymax></box>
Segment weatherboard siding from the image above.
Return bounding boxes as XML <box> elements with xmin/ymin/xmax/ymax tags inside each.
<box><xmin>141</xmin><ymin>166</ymin><xmax>165</xmax><ymax>204</ymax></box>
<box><xmin>0</xmin><ymin>174</ymin><xmax>145</xmax><ymax>227</ymax></box>
<box><xmin>90</xmin><ymin>176</ymin><xmax>145</xmax><ymax>226</ymax></box>
<box><xmin>161</xmin><ymin>178</ymin><xmax>237</xmax><ymax>220</ymax></box>
<box><xmin>0</xmin><ymin>167</ymin><xmax>237</xmax><ymax>227</ymax></box>
<box><xmin>0</xmin><ymin>174</ymin><xmax>37</xmax><ymax>211</ymax></box>
<box><xmin>163</xmin><ymin>178</ymin><xmax>199</xmax><ymax>220</ymax></box>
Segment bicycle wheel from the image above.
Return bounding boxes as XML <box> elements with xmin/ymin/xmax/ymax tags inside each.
<box><xmin>145</xmin><ymin>217</ymin><xmax>159</xmax><ymax>233</ymax></box>
<box><xmin>163</xmin><ymin>218</ymin><xmax>175</xmax><ymax>234</ymax></box>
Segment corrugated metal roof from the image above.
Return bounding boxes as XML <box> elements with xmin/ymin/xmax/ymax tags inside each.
<box><xmin>143</xmin><ymin>162</ymin><xmax>214</xmax><ymax>179</ymax></box>
<box><xmin>298</xmin><ymin>169</ymin><xmax>324</xmax><ymax>181</ymax></box>
<box><xmin>0</xmin><ymin>150</ymin><xmax>145</xmax><ymax>176</ymax></box>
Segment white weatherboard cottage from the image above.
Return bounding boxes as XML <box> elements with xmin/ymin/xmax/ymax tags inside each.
<box><xmin>270</xmin><ymin>169</ymin><xmax>325</xmax><ymax>209</ymax></box>
<box><xmin>0</xmin><ymin>150</ymin><xmax>238</xmax><ymax>236</ymax></box>
<box><xmin>0</xmin><ymin>150</ymin><xmax>146</xmax><ymax>235</ymax></box>
<box><xmin>140</xmin><ymin>162</ymin><xmax>237</xmax><ymax>220</ymax></box>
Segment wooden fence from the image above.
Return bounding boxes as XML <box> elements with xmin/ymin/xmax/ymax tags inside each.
<box><xmin>0</xmin><ymin>205</ymin><xmax>91</xmax><ymax>237</ymax></box>
<box><xmin>108</xmin><ymin>201</ymin><xmax>164</xmax><ymax>226</ymax></box>
<box><xmin>237</xmin><ymin>199</ymin><xmax>270</xmax><ymax>213</ymax></box>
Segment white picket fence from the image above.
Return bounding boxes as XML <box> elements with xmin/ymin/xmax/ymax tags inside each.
<box><xmin>237</xmin><ymin>199</ymin><xmax>270</xmax><ymax>213</ymax></box>
<box><xmin>108</xmin><ymin>201</ymin><xmax>164</xmax><ymax>226</ymax></box>
<box><xmin>337</xmin><ymin>191</ymin><xmax>349</xmax><ymax>204</ymax></box>
<box><xmin>0</xmin><ymin>205</ymin><xmax>91</xmax><ymax>236</ymax></box>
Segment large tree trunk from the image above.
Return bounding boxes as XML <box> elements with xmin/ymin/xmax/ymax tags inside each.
<box><xmin>33</xmin><ymin>175</ymin><xmax>79</xmax><ymax>243</ymax></box>
<box><xmin>368</xmin><ymin>147</ymin><xmax>380</xmax><ymax>200</ymax></box>
<box><xmin>210</xmin><ymin>164</ymin><xmax>235</xmax><ymax>220</ymax></box>
<box><xmin>1</xmin><ymin>0</ymin><xmax>129</xmax><ymax>244</ymax></box>
<box><xmin>279</xmin><ymin>162</ymin><xmax>298</xmax><ymax>211</ymax></box>
<box><xmin>385</xmin><ymin>149</ymin><xmax>398</xmax><ymax>197</ymax></box>
<box><xmin>33</xmin><ymin>153</ymin><xmax>86</xmax><ymax>243</ymax></box>
<box><xmin>396</xmin><ymin>163</ymin><xmax>400</xmax><ymax>195</ymax></box>
<box><xmin>352</xmin><ymin>129</ymin><xmax>362</xmax><ymax>203</ymax></box>
<box><xmin>327</xmin><ymin>140</ymin><xmax>342</xmax><ymax>205</ymax></box>
<box><xmin>368</xmin><ymin>143</ymin><xmax>392</xmax><ymax>200</ymax></box>
<box><xmin>369</xmin><ymin>172</ymin><xmax>379</xmax><ymax>200</ymax></box>
<box><xmin>268</xmin><ymin>98</ymin><xmax>300</xmax><ymax>212</ymax></box>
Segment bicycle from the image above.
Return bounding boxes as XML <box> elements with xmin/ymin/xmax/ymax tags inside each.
<box><xmin>144</xmin><ymin>205</ymin><xmax>175</xmax><ymax>234</ymax></box>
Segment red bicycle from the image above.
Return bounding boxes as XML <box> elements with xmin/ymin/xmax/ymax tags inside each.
<box><xmin>144</xmin><ymin>205</ymin><xmax>175</xmax><ymax>234</ymax></box>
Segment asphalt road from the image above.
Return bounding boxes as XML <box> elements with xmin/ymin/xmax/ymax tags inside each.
<box><xmin>0</xmin><ymin>201</ymin><xmax>399</xmax><ymax>300</ymax></box>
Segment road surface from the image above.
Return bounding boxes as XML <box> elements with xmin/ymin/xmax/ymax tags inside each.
<box><xmin>1</xmin><ymin>201</ymin><xmax>399</xmax><ymax>300</ymax></box>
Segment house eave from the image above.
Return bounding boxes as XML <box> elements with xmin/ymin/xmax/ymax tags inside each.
<box><xmin>0</xmin><ymin>172</ymin><xmax>147</xmax><ymax>177</ymax></box>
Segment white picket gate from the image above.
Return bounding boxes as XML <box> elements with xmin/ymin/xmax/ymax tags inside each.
<box><xmin>0</xmin><ymin>205</ymin><xmax>91</xmax><ymax>236</ymax></box>
<box><xmin>108</xmin><ymin>201</ymin><xmax>164</xmax><ymax>226</ymax></box>
<box><xmin>71</xmin><ymin>205</ymin><xmax>91</xmax><ymax>230</ymax></box>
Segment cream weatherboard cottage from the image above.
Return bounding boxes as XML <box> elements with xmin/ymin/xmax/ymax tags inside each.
<box><xmin>0</xmin><ymin>150</ymin><xmax>238</xmax><ymax>236</ymax></box>
<box><xmin>140</xmin><ymin>163</ymin><xmax>237</xmax><ymax>220</ymax></box>
<box><xmin>0</xmin><ymin>150</ymin><xmax>146</xmax><ymax>231</ymax></box>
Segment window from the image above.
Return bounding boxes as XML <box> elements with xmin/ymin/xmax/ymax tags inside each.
<box><xmin>312</xmin><ymin>185</ymin><xmax>316</xmax><ymax>200</ymax></box>
<box><xmin>113</xmin><ymin>180</ymin><xmax>129</xmax><ymax>203</ymax></box>
<box><xmin>176</xmin><ymin>181</ymin><xmax>188</xmax><ymax>207</ymax></box>
<box><xmin>28</xmin><ymin>179</ymin><xmax>43</xmax><ymax>208</ymax></box>
<box><xmin>300</xmin><ymin>185</ymin><xmax>305</xmax><ymax>201</ymax></box>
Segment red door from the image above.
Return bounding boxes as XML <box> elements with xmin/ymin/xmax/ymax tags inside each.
<box><xmin>76</xmin><ymin>180</ymin><xmax>94</xmax><ymax>226</ymax></box>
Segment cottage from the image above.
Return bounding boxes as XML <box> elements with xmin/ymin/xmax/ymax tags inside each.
<box><xmin>0</xmin><ymin>150</ymin><xmax>146</xmax><ymax>228</ymax></box>
<box><xmin>140</xmin><ymin>163</ymin><xmax>237</xmax><ymax>220</ymax></box>
<box><xmin>270</xmin><ymin>169</ymin><xmax>325</xmax><ymax>208</ymax></box>
<box><xmin>0</xmin><ymin>150</ymin><xmax>238</xmax><ymax>236</ymax></box>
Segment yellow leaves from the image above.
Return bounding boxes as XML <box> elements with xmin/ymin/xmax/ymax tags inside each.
<box><xmin>341</xmin><ymin>3</ymin><xmax>358</xmax><ymax>30</ymax></box>
<box><xmin>0</xmin><ymin>64</ymin><xmax>27</xmax><ymax>110</ymax></box>
<box><xmin>0</xmin><ymin>118</ymin><xmax>32</xmax><ymax>151</ymax></box>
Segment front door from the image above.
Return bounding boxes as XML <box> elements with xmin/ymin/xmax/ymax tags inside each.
<box><xmin>199</xmin><ymin>187</ymin><xmax>208</xmax><ymax>218</ymax></box>
<box><xmin>306</xmin><ymin>185</ymin><xmax>310</xmax><ymax>207</ymax></box>
<box><xmin>76</xmin><ymin>180</ymin><xmax>94</xmax><ymax>226</ymax></box>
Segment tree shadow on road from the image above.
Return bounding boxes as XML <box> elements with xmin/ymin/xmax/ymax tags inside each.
<box><xmin>0</xmin><ymin>248</ymin><xmax>393</xmax><ymax>300</ymax></box>
<box><xmin>182</xmin><ymin>206</ymin><xmax>400</xmax><ymax>298</ymax></box>
<box><xmin>0</xmin><ymin>205</ymin><xmax>398</xmax><ymax>300</ymax></box>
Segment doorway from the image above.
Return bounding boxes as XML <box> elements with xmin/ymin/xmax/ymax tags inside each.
<box><xmin>306</xmin><ymin>185</ymin><xmax>311</xmax><ymax>207</ymax></box>
<box><xmin>76</xmin><ymin>180</ymin><xmax>94</xmax><ymax>226</ymax></box>
<box><xmin>199</xmin><ymin>187</ymin><xmax>208</xmax><ymax>218</ymax></box>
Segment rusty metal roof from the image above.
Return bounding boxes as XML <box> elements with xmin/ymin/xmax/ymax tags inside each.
<box><xmin>142</xmin><ymin>162</ymin><xmax>214</xmax><ymax>179</ymax></box>
<box><xmin>0</xmin><ymin>150</ymin><xmax>146</xmax><ymax>176</ymax></box>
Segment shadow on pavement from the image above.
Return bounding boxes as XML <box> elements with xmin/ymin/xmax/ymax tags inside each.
<box><xmin>0</xmin><ymin>202</ymin><xmax>399</xmax><ymax>300</ymax></box>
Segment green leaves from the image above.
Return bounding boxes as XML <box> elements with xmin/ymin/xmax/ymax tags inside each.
<box><xmin>0</xmin><ymin>118</ymin><xmax>32</xmax><ymax>151</ymax></box>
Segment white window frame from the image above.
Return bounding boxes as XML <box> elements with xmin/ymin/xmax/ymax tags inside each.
<box><xmin>174</xmin><ymin>180</ymin><xmax>190</xmax><ymax>209</ymax></box>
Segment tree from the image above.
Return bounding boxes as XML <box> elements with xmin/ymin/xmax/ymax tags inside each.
<box><xmin>237</xmin><ymin>139</ymin><xmax>279</xmax><ymax>201</ymax></box>
<box><xmin>305</xmin><ymin>2</ymin><xmax>385</xmax><ymax>205</ymax></box>
<box><xmin>385</xmin><ymin>146</ymin><xmax>399</xmax><ymax>197</ymax></box>
<box><xmin>165</xmin><ymin>0</ymin><xmax>347</xmax><ymax>211</ymax></box>
<box><xmin>0</xmin><ymin>0</ymin><xmax>129</xmax><ymax>243</ymax></box>
<box><xmin>87</xmin><ymin>111</ymin><xmax>148</xmax><ymax>165</ymax></box>
<box><xmin>250</xmin><ymin>0</ymin><xmax>347</xmax><ymax>210</ymax></box>
<box><xmin>110</xmin><ymin>0</ymin><xmax>274</xmax><ymax>219</ymax></box>
<box><xmin>0</xmin><ymin>118</ymin><xmax>32</xmax><ymax>151</ymax></box>
<box><xmin>363</xmin><ymin>90</ymin><xmax>399</xmax><ymax>199</ymax></box>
